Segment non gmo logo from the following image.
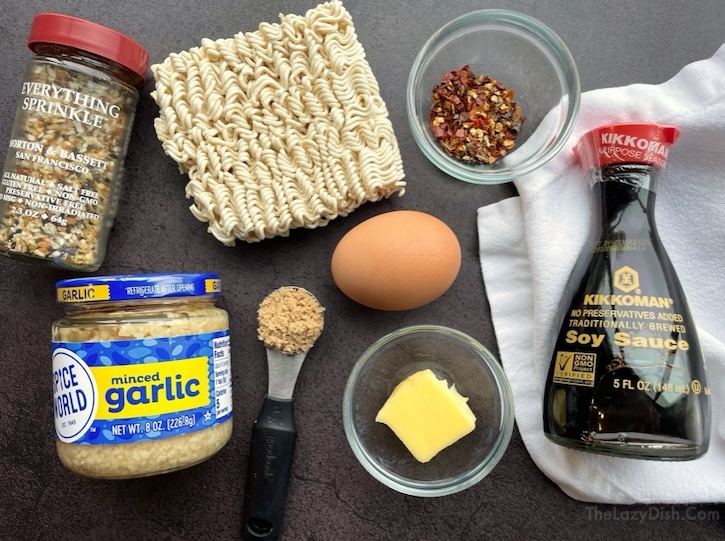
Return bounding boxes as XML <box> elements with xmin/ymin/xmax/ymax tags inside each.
<box><xmin>52</xmin><ymin>348</ymin><xmax>98</xmax><ymax>443</ymax></box>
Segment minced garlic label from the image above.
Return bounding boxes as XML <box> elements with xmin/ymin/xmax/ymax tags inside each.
<box><xmin>52</xmin><ymin>331</ymin><xmax>232</xmax><ymax>444</ymax></box>
<box><xmin>56</xmin><ymin>285</ymin><xmax>110</xmax><ymax>303</ymax></box>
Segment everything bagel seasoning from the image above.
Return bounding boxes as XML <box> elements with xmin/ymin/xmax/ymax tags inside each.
<box><xmin>0</xmin><ymin>14</ymin><xmax>148</xmax><ymax>270</ymax></box>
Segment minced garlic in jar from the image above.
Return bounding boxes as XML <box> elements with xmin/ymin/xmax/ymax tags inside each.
<box><xmin>51</xmin><ymin>273</ymin><xmax>233</xmax><ymax>479</ymax></box>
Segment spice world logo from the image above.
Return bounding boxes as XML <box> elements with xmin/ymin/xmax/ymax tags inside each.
<box><xmin>614</xmin><ymin>265</ymin><xmax>639</xmax><ymax>293</ymax></box>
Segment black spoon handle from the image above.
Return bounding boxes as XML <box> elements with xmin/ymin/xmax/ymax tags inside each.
<box><xmin>241</xmin><ymin>396</ymin><xmax>296</xmax><ymax>541</ymax></box>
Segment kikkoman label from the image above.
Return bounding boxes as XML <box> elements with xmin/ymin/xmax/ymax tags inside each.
<box><xmin>599</xmin><ymin>132</ymin><xmax>671</xmax><ymax>158</ymax></box>
<box><xmin>575</xmin><ymin>123</ymin><xmax>679</xmax><ymax>171</ymax></box>
<box><xmin>52</xmin><ymin>331</ymin><xmax>232</xmax><ymax>444</ymax></box>
<box><xmin>582</xmin><ymin>265</ymin><xmax>674</xmax><ymax>309</ymax></box>
<box><xmin>563</xmin><ymin>263</ymin><xmax>692</xmax><ymax>355</ymax></box>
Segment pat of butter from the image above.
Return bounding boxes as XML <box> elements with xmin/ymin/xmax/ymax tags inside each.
<box><xmin>375</xmin><ymin>368</ymin><xmax>476</xmax><ymax>463</ymax></box>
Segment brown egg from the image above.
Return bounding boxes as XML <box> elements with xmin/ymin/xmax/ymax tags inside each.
<box><xmin>331</xmin><ymin>210</ymin><xmax>461</xmax><ymax>310</ymax></box>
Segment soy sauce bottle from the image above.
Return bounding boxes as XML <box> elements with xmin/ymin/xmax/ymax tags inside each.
<box><xmin>543</xmin><ymin>123</ymin><xmax>710</xmax><ymax>460</ymax></box>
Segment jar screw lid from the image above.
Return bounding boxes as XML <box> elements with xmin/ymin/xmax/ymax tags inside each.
<box><xmin>27</xmin><ymin>13</ymin><xmax>149</xmax><ymax>85</ymax></box>
<box><xmin>56</xmin><ymin>273</ymin><xmax>222</xmax><ymax>304</ymax></box>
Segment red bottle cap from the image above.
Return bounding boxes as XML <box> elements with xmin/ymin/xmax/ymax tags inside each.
<box><xmin>575</xmin><ymin>123</ymin><xmax>680</xmax><ymax>171</ymax></box>
<box><xmin>27</xmin><ymin>13</ymin><xmax>149</xmax><ymax>85</ymax></box>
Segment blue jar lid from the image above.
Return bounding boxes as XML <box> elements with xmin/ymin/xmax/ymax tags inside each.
<box><xmin>56</xmin><ymin>272</ymin><xmax>221</xmax><ymax>304</ymax></box>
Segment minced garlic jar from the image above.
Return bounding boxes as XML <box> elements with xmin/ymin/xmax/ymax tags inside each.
<box><xmin>0</xmin><ymin>13</ymin><xmax>148</xmax><ymax>270</ymax></box>
<box><xmin>51</xmin><ymin>273</ymin><xmax>233</xmax><ymax>479</ymax></box>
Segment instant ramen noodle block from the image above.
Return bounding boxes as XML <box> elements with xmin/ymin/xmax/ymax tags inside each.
<box><xmin>151</xmin><ymin>1</ymin><xmax>406</xmax><ymax>244</ymax></box>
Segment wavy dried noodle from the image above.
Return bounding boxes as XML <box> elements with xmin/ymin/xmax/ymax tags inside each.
<box><xmin>151</xmin><ymin>1</ymin><xmax>406</xmax><ymax>244</ymax></box>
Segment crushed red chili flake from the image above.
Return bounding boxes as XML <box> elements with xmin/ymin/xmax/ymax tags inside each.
<box><xmin>430</xmin><ymin>65</ymin><xmax>524</xmax><ymax>165</ymax></box>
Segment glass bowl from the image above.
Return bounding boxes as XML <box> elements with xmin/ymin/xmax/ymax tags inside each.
<box><xmin>343</xmin><ymin>325</ymin><xmax>515</xmax><ymax>497</ymax></box>
<box><xmin>407</xmin><ymin>9</ymin><xmax>580</xmax><ymax>184</ymax></box>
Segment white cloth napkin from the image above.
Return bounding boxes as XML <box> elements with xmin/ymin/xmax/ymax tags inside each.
<box><xmin>477</xmin><ymin>44</ymin><xmax>725</xmax><ymax>504</ymax></box>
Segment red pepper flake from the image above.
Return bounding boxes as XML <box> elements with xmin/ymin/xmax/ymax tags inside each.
<box><xmin>430</xmin><ymin>65</ymin><xmax>525</xmax><ymax>165</ymax></box>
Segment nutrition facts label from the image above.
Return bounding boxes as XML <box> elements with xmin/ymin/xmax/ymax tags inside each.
<box><xmin>213</xmin><ymin>335</ymin><xmax>233</xmax><ymax>419</ymax></box>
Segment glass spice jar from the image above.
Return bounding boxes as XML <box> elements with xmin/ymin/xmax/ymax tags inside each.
<box><xmin>0</xmin><ymin>13</ymin><xmax>149</xmax><ymax>271</ymax></box>
<box><xmin>52</xmin><ymin>273</ymin><xmax>233</xmax><ymax>479</ymax></box>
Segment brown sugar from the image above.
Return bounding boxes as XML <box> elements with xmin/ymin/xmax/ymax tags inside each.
<box><xmin>257</xmin><ymin>286</ymin><xmax>325</xmax><ymax>355</ymax></box>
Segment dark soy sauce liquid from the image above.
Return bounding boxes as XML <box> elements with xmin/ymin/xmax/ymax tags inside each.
<box><xmin>543</xmin><ymin>164</ymin><xmax>710</xmax><ymax>460</ymax></box>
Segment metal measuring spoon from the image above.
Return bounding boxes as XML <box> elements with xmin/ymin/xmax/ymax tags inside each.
<box><xmin>241</xmin><ymin>286</ymin><xmax>324</xmax><ymax>541</ymax></box>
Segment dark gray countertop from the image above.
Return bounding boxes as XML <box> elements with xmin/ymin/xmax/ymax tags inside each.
<box><xmin>0</xmin><ymin>1</ymin><xmax>723</xmax><ymax>540</ymax></box>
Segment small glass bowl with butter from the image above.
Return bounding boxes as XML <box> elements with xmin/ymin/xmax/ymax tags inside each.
<box><xmin>343</xmin><ymin>325</ymin><xmax>514</xmax><ymax>497</ymax></box>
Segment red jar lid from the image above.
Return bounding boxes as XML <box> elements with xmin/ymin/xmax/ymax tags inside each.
<box><xmin>575</xmin><ymin>123</ymin><xmax>680</xmax><ymax>171</ymax></box>
<box><xmin>27</xmin><ymin>13</ymin><xmax>149</xmax><ymax>85</ymax></box>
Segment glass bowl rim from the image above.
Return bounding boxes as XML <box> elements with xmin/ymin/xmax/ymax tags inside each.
<box><xmin>406</xmin><ymin>8</ymin><xmax>581</xmax><ymax>184</ymax></box>
<box><xmin>342</xmin><ymin>324</ymin><xmax>515</xmax><ymax>497</ymax></box>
